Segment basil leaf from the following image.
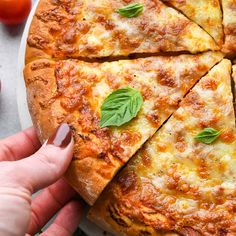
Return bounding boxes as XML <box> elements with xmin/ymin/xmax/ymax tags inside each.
<box><xmin>116</xmin><ymin>3</ymin><xmax>144</xmax><ymax>18</ymax></box>
<box><xmin>100</xmin><ymin>87</ymin><xmax>143</xmax><ymax>128</ymax></box>
<box><xmin>194</xmin><ymin>128</ymin><xmax>222</xmax><ymax>144</ymax></box>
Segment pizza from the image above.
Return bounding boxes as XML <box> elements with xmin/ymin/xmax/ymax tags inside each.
<box><xmin>24</xmin><ymin>0</ymin><xmax>236</xmax><ymax>235</ymax></box>
<box><xmin>160</xmin><ymin>0</ymin><xmax>223</xmax><ymax>46</ymax></box>
<box><xmin>25</xmin><ymin>0</ymin><xmax>219</xmax><ymax>63</ymax></box>
<box><xmin>24</xmin><ymin>52</ymin><xmax>222</xmax><ymax>205</ymax></box>
<box><xmin>89</xmin><ymin>59</ymin><xmax>236</xmax><ymax>235</ymax></box>
<box><xmin>222</xmin><ymin>0</ymin><xmax>236</xmax><ymax>54</ymax></box>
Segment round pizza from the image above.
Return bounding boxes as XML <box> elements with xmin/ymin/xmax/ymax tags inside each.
<box><xmin>24</xmin><ymin>0</ymin><xmax>236</xmax><ymax>235</ymax></box>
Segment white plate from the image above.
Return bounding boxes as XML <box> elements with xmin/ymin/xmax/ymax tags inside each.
<box><xmin>17</xmin><ymin>1</ymin><xmax>112</xmax><ymax>235</ymax></box>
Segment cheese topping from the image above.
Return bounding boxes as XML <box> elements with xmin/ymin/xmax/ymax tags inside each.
<box><xmin>89</xmin><ymin>59</ymin><xmax>236</xmax><ymax>235</ymax></box>
<box><xmin>53</xmin><ymin>52</ymin><xmax>223</xmax><ymax>204</ymax></box>
<box><xmin>27</xmin><ymin>0</ymin><xmax>218</xmax><ymax>60</ymax></box>
<box><xmin>161</xmin><ymin>0</ymin><xmax>223</xmax><ymax>46</ymax></box>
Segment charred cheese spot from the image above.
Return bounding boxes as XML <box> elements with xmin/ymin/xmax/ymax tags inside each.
<box><xmin>154</xmin><ymin>96</ymin><xmax>179</xmax><ymax>111</ymax></box>
<box><xmin>141</xmin><ymin>85</ymin><xmax>153</xmax><ymax>100</ymax></box>
<box><xmin>156</xmin><ymin>143</ymin><xmax>168</xmax><ymax>152</ymax></box>
<box><xmin>220</xmin><ymin>129</ymin><xmax>236</xmax><ymax>143</ymax></box>
<box><xmin>120</xmin><ymin>131</ymin><xmax>142</xmax><ymax>147</ymax></box>
<box><xmin>157</xmin><ymin>69</ymin><xmax>176</xmax><ymax>88</ymax></box>
<box><xmin>109</xmin><ymin>204</ymin><xmax>132</xmax><ymax>228</ymax></box>
<box><xmin>146</xmin><ymin>113</ymin><xmax>160</xmax><ymax>128</ymax></box>
<box><xmin>197</xmin><ymin>158</ymin><xmax>209</xmax><ymax>179</ymax></box>
<box><xmin>175</xmin><ymin>132</ymin><xmax>187</xmax><ymax>153</ymax></box>
<box><xmin>199</xmin><ymin>116</ymin><xmax>219</xmax><ymax>128</ymax></box>
<box><xmin>225</xmin><ymin>23</ymin><xmax>236</xmax><ymax>35</ymax></box>
<box><xmin>96</xmin><ymin>15</ymin><xmax>115</xmax><ymax>30</ymax></box>
<box><xmin>201</xmin><ymin>78</ymin><xmax>218</xmax><ymax>90</ymax></box>
<box><xmin>63</xmin><ymin>28</ymin><xmax>77</xmax><ymax>44</ymax></box>
<box><xmin>182</xmin><ymin>91</ymin><xmax>205</xmax><ymax>112</ymax></box>
<box><xmin>76</xmin><ymin>22</ymin><xmax>91</xmax><ymax>34</ymax></box>
<box><xmin>117</xmin><ymin>171</ymin><xmax>138</xmax><ymax>194</ymax></box>
<box><xmin>140</xmin><ymin>149</ymin><xmax>152</xmax><ymax>167</ymax></box>
<box><xmin>105</xmin><ymin>72</ymin><xmax>121</xmax><ymax>90</ymax></box>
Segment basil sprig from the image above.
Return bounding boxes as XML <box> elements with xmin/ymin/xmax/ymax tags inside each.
<box><xmin>194</xmin><ymin>128</ymin><xmax>222</xmax><ymax>144</ymax></box>
<box><xmin>100</xmin><ymin>87</ymin><xmax>143</xmax><ymax>128</ymax></box>
<box><xmin>116</xmin><ymin>3</ymin><xmax>144</xmax><ymax>18</ymax></box>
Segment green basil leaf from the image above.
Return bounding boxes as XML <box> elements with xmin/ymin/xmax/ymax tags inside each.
<box><xmin>100</xmin><ymin>87</ymin><xmax>143</xmax><ymax>128</ymax></box>
<box><xmin>116</xmin><ymin>3</ymin><xmax>144</xmax><ymax>18</ymax></box>
<box><xmin>194</xmin><ymin>128</ymin><xmax>222</xmax><ymax>144</ymax></box>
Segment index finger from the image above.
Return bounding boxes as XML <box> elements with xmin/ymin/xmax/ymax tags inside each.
<box><xmin>0</xmin><ymin>127</ymin><xmax>41</xmax><ymax>161</ymax></box>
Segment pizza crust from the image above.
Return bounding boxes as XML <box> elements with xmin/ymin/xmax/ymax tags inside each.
<box><xmin>26</xmin><ymin>0</ymin><xmax>219</xmax><ymax>62</ymax></box>
<box><xmin>24</xmin><ymin>59</ymin><xmax>58</xmax><ymax>142</ymax></box>
<box><xmin>25</xmin><ymin>0</ymin><xmax>55</xmax><ymax>64</ymax></box>
<box><xmin>89</xmin><ymin>59</ymin><xmax>236</xmax><ymax>235</ymax></box>
<box><xmin>23</xmin><ymin>0</ymin><xmax>236</xmax><ymax>235</ymax></box>
<box><xmin>24</xmin><ymin>53</ymin><xmax>223</xmax><ymax>205</ymax></box>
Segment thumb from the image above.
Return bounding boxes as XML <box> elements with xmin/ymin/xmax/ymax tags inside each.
<box><xmin>12</xmin><ymin>123</ymin><xmax>74</xmax><ymax>193</ymax></box>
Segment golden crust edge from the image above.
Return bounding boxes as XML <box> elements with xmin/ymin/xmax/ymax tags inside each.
<box><xmin>25</xmin><ymin>0</ymin><xmax>55</xmax><ymax>64</ymax></box>
<box><xmin>23</xmin><ymin>59</ymin><xmax>58</xmax><ymax>142</ymax></box>
<box><xmin>65</xmin><ymin>157</ymin><xmax>122</xmax><ymax>205</ymax></box>
<box><xmin>24</xmin><ymin>58</ymin><xmax>122</xmax><ymax>205</ymax></box>
<box><xmin>88</xmin><ymin>198</ymin><xmax>180</xmax><ymax>236</ymax></box>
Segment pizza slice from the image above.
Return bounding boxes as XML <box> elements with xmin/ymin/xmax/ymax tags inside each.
<box><xmin>89</xmin><ymin>59</ymin><xmax>236</xmax><ymax>235</ymax></box>
<box><xmin>26</xmin><ymin>0</ymin><xmax>219</xmax><ymax>63</ymax></box>
<box><xmin>24</xmin><ymin>52</ymin><xmax>223</xmax><ymax>205</ymax></box>
<box><xmin>160</xmin><ymin>0</ymin><xmax>223</xmax><ymax>46</ymax></box>
<box><xmin>222</xmin><ymin>0</ymin><xmax>236</xmax><ymax>54</ymax></box>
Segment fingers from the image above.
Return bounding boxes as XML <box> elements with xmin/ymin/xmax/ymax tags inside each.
<box><xmin>0</xmin><ymin>124</ymin><xmax>74</xmax><ymax>193</ymax></box>
<box><xmin>0</xmin><ymin>127</ymin><xmax>41</xmax><ymax>161</ymax></box>
<box><xmin>40</xmin><ymin>200</ymin><xmax>82</xmax><ymax>236</ymax></box>
<box><xmin>28</xmin><ymin>179</ymin><xmax>76</xmax><ymax>235</ymax></box>
<box><xmin>16</xmin><ymin>123</ymin><xmax>74</xmax><ymax>193</ymax></box>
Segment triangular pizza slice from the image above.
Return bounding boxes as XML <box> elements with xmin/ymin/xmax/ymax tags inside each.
<box><xmin>222</xmin><ymin>0</ymin><xmax>236</xmax><ymax>54</ymax></box>
<box><xmin>160</xmin><ymin>0</ymin><xmax>223</xmax><ymax>46</ymax></box>
<box><xmin>89</xmin><ymin>59</ymin><xmax>236</xmax><ymax>235</ymax></box>
<box><xmin>26</xmin><ymin>0</ymin><xmax>218</xmax><ymax>62</ymax></box>
<box><xmin>24</xmin><ymin>52</ymin><xmax>223</xmax><ymax>205</ymax></box>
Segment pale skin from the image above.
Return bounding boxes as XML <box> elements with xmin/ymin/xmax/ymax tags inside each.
<box><xmin>0</xmin><ymin>125</ymin><xmax>83</xmax><ymax>236</ymax></box>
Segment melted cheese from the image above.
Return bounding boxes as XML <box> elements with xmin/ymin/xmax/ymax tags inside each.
<box><xmin>61</xmin><ymin>52</ymin><xmax>224</xmax><ymax>204</ymax></box>
<box><xmin>27</xmin><ymin>0</ymin><xmax>219</xmax><ymax>59</ymax></box>
<box><xmin>161</xmin><ymin>0</ymin><xmax>223</xmax><ymax>46</ymax></box>
<box><xmin>89</xmin><ymin>59</ymin><xmax>236</xmax><ymax>235</ymax></box>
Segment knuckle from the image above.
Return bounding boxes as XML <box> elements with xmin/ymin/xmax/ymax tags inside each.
<box><xmin>22</xmin><ymin>128</ymin><xmax>40</xmax><ymax>150</ymax></box>
<box><xmin>0</xmin><ymin>142</ymin><xmax>16</xmax><ymax>161</ymax></box>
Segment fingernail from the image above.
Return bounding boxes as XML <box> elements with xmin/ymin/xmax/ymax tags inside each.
<box><xmin>47</xmin><ymin>123</ymin><xmax>72</xmax><ymax>148</ymax></box>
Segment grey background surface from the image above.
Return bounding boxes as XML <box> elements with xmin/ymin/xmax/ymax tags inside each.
<box><xmin>0</xmin><ymin>0</ymin><xmax>37</xmax><ymax>139</ymax></box>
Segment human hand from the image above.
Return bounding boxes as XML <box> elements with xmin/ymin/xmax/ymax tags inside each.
<box><xmin>0</xmin><ymin>123</ymin><xmax>83</xmax><ymax>236</ymax></box>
